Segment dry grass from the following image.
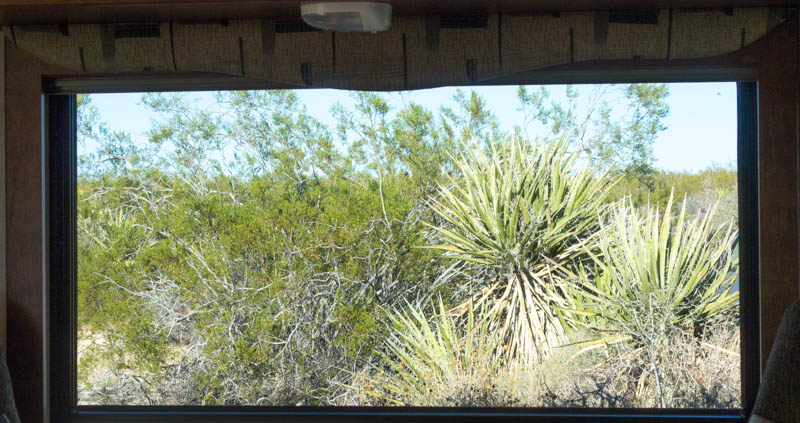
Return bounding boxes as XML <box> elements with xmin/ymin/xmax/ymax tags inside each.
<box><xmin>498</xmin><ymin>324</ymin><xmax>740</xmax><ymax>408</ymax></box>
<box><xmin>79</xmin><ymin>319</ymin><xmax>740</xmax><ymax>408</ymax></box>
<box><xmin>353</xmin><ymin>323</ymin><xmax>741</xmax><ymax>408</ymax></box>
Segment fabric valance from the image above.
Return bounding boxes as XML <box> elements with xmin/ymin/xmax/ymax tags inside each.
<box><xmin>2</xmin><ymin>8</ymin><xmax>790</xmax><ymax>90</ymax></box>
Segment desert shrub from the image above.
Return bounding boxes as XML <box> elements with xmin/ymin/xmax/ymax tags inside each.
<box><xmin>609</xmin><ymin>165</ymin><xmax>738</xmax><ymax>228</ymax></box>
<box><xmin>77</xmin><ymin>166</ymin><xmax>443</xmax><ymax>405</ymax></box>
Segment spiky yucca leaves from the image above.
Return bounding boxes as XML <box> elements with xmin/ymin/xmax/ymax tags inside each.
<box><xmin>564</xmin><ymin>194</ymin><xmax>739</xmax><ymax>354</ymax></box>
<box><xmin>426</xmin><ymin>139</ymin><xmax>613</xmax><ymax>365</ymax></box>
<box><xmin>354</xmin><ymin>300</ymin><xmax>511</xmax><ymax>406</ymax></box>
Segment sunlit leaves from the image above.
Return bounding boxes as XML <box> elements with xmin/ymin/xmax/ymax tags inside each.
<box><xmin>354</xmin><ymin>299</ymin><xmax>508</xmax><ymax>406</ymax></box>
<box><xmin>425</xmin><ymin>138</ymin><xmax>613</xmax><ymax>364</ymax></box>
<box><xmin>563</xmin><ymin>194</ymin><xmax>739</xmax><ymax>347</ymax></box>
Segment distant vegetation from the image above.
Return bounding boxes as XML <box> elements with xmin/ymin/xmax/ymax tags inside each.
<box><xmin>76</xmin><ymin>86</ymin><xmax>740</xmax><ymax>408</ymax></box>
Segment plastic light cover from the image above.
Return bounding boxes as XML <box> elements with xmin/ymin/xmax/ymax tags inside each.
<box><xmin>300</xmin><ymin>2</ymin><xmax>392</xmax><ymax>32</ymax></box>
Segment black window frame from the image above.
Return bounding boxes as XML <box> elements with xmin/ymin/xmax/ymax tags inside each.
<box><xmin>46</xmin><ymin>79</ymin><xmax>760</xmax><ymax>423</ymax></box>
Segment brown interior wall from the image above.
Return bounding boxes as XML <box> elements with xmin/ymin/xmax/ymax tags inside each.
<box><xmin>5</xmin><ymin>39</ymin><xmax>45</xmax><ymax>423</ymax></box>
<box><xmin>4</xmin><ymin>38</ymin><xmax>63</xmax><ymax>423</ymax></box>
<box><xmin>3</xmin><ymin>18</ymin><xmax>800</xmax><ymax>423</ymax></box>
<box><xmin>0</xmin><ymin>37</ymin><xmax>5</xmax><ymax>351</ymax></box>
<box><xmin>753</xmin><ymin>18</ymin><xmax>800</xmax><ymax>369</ymax></box>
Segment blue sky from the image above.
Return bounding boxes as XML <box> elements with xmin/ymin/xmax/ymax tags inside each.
<box><xmin>87</xmin><ymin>82</ymin><xmax>736</xmax><ymax>173</ymax></box>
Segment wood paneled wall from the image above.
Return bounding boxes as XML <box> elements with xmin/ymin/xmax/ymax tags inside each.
<box><xmin>5</xmin><ymin>39</ymin><xmax>52</xmax><ymax>423</ymax></box>
<box><xmin>4</xmin><ymin>39</ymin><xmax>67</xmax><ymax>423</ymax></box>
<box><xmin>3</xmin><ymin>16</ymin><xmax>800</xmax><ymax>423</ymax></box>
<box><xmin>753</xmin><ymin>18</ymin><xmax>800</xmax><ymax>369</ymax></box>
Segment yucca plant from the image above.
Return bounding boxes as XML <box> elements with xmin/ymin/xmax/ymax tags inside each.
<box><xmin>425</xmin><ymin>139</ymin><xmax>613</xmax><ymax>365</ymax></box>
<box><xmin>561</xmin><ymin>195</ymin><xmax>739</xmax><ymax>406</ymax></box>
<box><xmin>566</xmin><ymin>196</ymin><xmax>739</xmax><ymax>407</ymax></box>
<box><xmin>352</xmin><ymin>299</ymin><xmax>509</xmax><ymax>406</ymax></box>
<box><xmin>564</xmin><ymin>194</ymin><xmax>739</xmax><ymax>345</ymax></box>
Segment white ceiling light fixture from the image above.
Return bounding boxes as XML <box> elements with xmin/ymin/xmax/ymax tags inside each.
<box><xmin>300</xmin><ymin>2</ymin><xmax>392</xmax><ymax>33</ymax></box>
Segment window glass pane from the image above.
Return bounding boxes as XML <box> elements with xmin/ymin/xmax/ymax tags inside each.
<box><xmin>76</xmin><ymin>83</ymin><xmax>740</xmax><ymax>407</ymax></box>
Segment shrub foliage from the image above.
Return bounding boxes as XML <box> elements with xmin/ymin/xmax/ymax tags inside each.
<box><xmin>76</xmin><ymin>87</ymin><xmax>741</xmax><ymax>408</ymax></box>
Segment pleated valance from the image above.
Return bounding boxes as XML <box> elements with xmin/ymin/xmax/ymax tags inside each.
<box><xmin>1</xmin><ymin>7</ymin><xmax>791</xmax><ymax>91</ymax></box>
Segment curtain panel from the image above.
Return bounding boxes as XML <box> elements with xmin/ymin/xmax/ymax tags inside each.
<box><xmin>1</xmin><ymin>7</ymin><xmax>789</xmax><ymax>90</ymax></box>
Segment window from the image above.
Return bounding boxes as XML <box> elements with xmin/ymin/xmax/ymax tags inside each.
<box><xmin>48</xmin><ymin>81</ymin><xmax>759</xmax><ymax>422</ymax></box>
